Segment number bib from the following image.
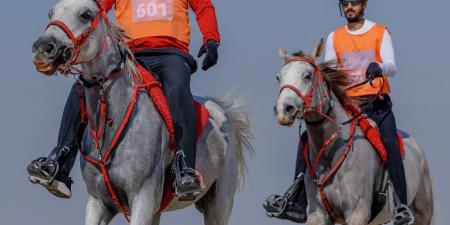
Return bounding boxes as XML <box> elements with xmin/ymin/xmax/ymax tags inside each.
<box><xmin>132</xmin><ymin>0</ymin><xmax>174</xmax><ymax>23</ymax></box>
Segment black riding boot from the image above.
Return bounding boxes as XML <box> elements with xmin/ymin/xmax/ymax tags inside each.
<box><xmin>365</xmin><ymin>95</ymin><xmax>414</xmax><ymax>225</ymax></box>
<box><xmin>27</xmin><ymin>83</ymin><xmax>84</xmax><ymax>198</ymax></box>
<box><xmin>263</xmin><ymin>129</ymin><xmax>308</xmax><ymax>223</ymax></box>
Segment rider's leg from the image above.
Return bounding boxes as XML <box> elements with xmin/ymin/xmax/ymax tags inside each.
<box><xmin>27</xmin><ymin>83</ymin><xmax>84</xmax><ymax>198</ymax></box>
<box><xmin>263</xmin><ymin>129</ymin><xmax>308</xmax><ymax>223</ymax></box>
<box><xmin>366</xmin><ymin>95</ymin><xmax>413</xmax><ymax>225</ymax></box>
<box><xmin>284</xmin><ymin>130</ymin><xmax>308</xmax><ymax>222</ymax></box>
<box><xmin>136</xmin><ymin>54</ymin><xmax>200</xmax><ymax>199</ymax></box>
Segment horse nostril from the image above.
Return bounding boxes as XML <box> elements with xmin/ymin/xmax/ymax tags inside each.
<box><xmin>284</xmin><ymin>104</ymin><xmax>295</xmax><ymax>114</ymax></box>
<box><xmin>44</xmin><ymin>43</ymin><xmax>58</xmax><ymax>57</ymax></box>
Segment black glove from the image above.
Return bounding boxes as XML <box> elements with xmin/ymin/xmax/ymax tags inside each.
<box><xmin>366</xmin><ymin>62</ymin><xmax>383</xmax><ymax>80</ymax></box>
<box><xmin>197</xmin><ymin>39</ymin><xmax>219</xmax><ymax>71</ymax></box>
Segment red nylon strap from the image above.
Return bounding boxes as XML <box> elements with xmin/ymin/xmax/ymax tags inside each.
<box><xmin>284</xmin><ymin>57</ymin><xmax>325</xmax><ymax>81</ymax></box>
<box><xmin>78</xmin><ymin>76</ymin><xmax>160</xmax><ymax>222</ymax></box>
<box><xmin>47</xmin><ymin>20</ymin><xmax>77</xmax><ymax>44</ymax></box>
<box><xmin>280</xmin><ymin>56</ymin><xmax>325</xmax><ymax>111</ymax></box>
<box><xmin>303</xmin><ymin>121</ymin><xmax>357</xmax><ymax>221</ymax></box>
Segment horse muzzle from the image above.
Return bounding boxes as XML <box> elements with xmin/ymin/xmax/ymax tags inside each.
<box><xmin>275</xmin><ymin>103</ymin><xmax>300</xmax><ymax>126</ymax></box>
<box><xmin>32</xmin><ymin>36</ymin><xmax>74</xmax><ymax>75</ymax></box>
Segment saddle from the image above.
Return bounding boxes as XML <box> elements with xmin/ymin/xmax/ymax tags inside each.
<box><xmin>351</xmin><ymin>110</ymin><xmax>405</xmax><ymax>165</ymax></box>
<box><xmin>137</xmin><ymin>65</ymin><xmax>210</xmax><ymax>212</ymax></box>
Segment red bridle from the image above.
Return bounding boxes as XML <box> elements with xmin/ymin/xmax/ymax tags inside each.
<box><xmin>280</xmin><ymin>56</ymin><xmax>362</xmax><ymax>220</ymax></box>
<box><xmin>279</xmin><ymin>57</ymin><xmax>332</xmax><ymax>121</ymax></box>
<box><xmin>45</xmin><ymin>0</ymin><xmax>110</xmax><ymax>65</ymax></box>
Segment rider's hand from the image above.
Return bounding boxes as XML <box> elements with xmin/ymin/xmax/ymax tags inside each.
<box><xmin>366</xmin><ymin>62</ymin><xmax>383</xmax><ymax>80</ymax></box>
<box><xmin>197</xmin><ymin>39</ymin><xmax>219</xmax><ymax>71</ymax></box>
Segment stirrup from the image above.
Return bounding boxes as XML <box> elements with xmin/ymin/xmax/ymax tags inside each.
<box><xmin>172</xmin><ymin>151</ymin><xmax>203</xmax><ymax>201</ymax></box>
<box><xmin>394</xmin><ymin>204</ymin><xmax>415</xmax><ymax>225</ymax></box>
<box><xmin>27</xmin><ymin>157</ymin><xmax>59</xmax><ymax>187</ymax></box>
<box><xmin>263</xmin><ymin>173</ymin><xmax>304</xmax><ymax>217</ymax></box>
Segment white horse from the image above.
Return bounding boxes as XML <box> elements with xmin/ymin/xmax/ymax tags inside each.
<box><xmin>274</xmin><ymin>40</ymin><xmax>434</xmax><ymax>225</ymax></box>
<box><xmin>31</xmin><ymin>0</ymin><xmax>253</xmax><ymax>224</ymax></box>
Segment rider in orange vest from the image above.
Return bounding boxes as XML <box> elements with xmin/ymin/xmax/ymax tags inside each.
<box><xmin>264</xmin><ymin>1</ymin><xmax>414</xmax><ymax>224</ymax></box>
<box><xmin>27</xmin><ymin>0</ymin><xmax>220</xmax><ymax>200</ymax></box>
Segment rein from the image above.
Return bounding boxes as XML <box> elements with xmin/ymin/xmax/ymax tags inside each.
<box><xmin>77</xmin><ymin>67</ymin><xmax>159</xmax><ymax>222</ymax></box>
<box><xmin>280</xmin><ymin>57</ymin><xmax>363</xmax><ymax>220</ymax></box>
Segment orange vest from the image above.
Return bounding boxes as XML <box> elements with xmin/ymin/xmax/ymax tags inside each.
<box><xmin>115</xmin><ymin>0</ymin><xmax>191</xmax><ymax>47</ymax></box>
<box><xmin>333</xmin><ymin>23</ymin><xmax>391</xmax><ymax>96</ymax></box>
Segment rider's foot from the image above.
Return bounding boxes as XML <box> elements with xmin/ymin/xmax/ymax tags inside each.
<box><xmin>27</xmin><ymin>157</ymin><xmax>72</xmax><ymax>198</ymax></box>
<box><xmin>281</xmin><ymin>201</ymin><xmax>307</xmax><ymax>223</ymax></box>
<box><xmin>175</xmin><ymin>168</ymin><xmax>203</xmax><ymax>201</ymax></box>
<box><xmin>263</xmin><ymin>195</ymin><xmax>307</xmax><ymax>223</ymax></box>
<box><xmin>393</xmin><ymin>204</ymin><xmax>415</xmax><ymax>225</ymax></box>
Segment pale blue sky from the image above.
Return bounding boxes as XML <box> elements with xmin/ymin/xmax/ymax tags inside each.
<box><xmin>0</xmin><ymin>0</ymin><xmax>449</xmax><ymax>224</ymax></box>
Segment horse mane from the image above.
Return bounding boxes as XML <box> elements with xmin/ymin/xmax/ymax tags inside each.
<box><xmin>317</xmin><ymin>61</ymin><xmax>357</xmax><ymax>107</ymax></box>
<box><xmin>290</xmin><ymin>50</ymin><xmax>358</xmax><ymax>107</ymax></box>
<box><xmin>105</xmin><ymin>21</ymin><xmax>140</xmax><ymax>80</ymax></box>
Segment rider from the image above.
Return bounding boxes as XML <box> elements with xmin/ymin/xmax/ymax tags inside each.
<box><xmin>27</xmin><ymin>0</ymin><xmax>220</xmax><ymax>200</ymax></box>
<box><xmin>266</xmin><ymin>1</ymin><xmax>414</xmax><ymax>224</ymax></box>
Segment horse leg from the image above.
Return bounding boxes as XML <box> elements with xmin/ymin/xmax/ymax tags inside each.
<box><xmin>195</xmin><ymin>180</ymin><xmax>236</xmax><ymax>225</ymax></box>
<box><xmin>306</xmin><ymin>211</ymin><xmax>333</xmax><ymax>225</ymax></box>
<box><xmin>85</xmin><ymin>195</ymin><xmax>115</xmax><ymax>225</ymax></box>
<box><xmin>410</xmin><ymin>167</ymin><xmax>434</xmax><ymax>225</ymax></box>
<box><xmin>150</xmin><ymin>214</ymin><xmax>161</xmax><ymax>225</ymax></box>
<box><xmin>129</xmin><ymin>181</ymin><xmax>162</xmax><ymax>225</ymax></box>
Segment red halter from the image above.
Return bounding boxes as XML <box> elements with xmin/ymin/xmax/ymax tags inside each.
<box><xmin>45</xmin><ymin>0</ymin><xmax>110</xmax><ymax>65</ymax></box>
<box><xmin>279</xmin><ymin>57</ymin><xmax>331</xmax><ymax>120</ymax></box>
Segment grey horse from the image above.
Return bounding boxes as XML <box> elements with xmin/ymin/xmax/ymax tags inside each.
<box><xmin>31</xmin><ymin>0</ymin><xmax>253</xmax><ymax>224</ymax></box>
<box><xmin>274</xmin><ymin>40</ymin><xmax>434</xmax><ymax>225</ymax></box>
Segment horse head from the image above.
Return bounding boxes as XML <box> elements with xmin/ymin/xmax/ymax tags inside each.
<box><xmin>275</xmin><ymin>39</ymin><xmax>331</xmax><ymax>126</ymax></box>
<box><xmin>32</xmin><ymin>0</ymin><xmax>113</xmax><ymax>75</ymax></box>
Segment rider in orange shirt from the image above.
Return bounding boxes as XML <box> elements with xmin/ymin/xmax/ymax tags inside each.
<box><xmin>27</xmin><ymin>0</ymin><xmax>220</xmax><ymax>201</ymax></box>
<box><xmin>264</xmin><ymin>1</ymin><xmax>414</xmax><ymax>224</ymax></box>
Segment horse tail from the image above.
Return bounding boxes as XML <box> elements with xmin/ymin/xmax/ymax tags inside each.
<box><xmin>211</xmin><ymin>93</ymin><xmax>254</xmax><ymax>188</ymax></box>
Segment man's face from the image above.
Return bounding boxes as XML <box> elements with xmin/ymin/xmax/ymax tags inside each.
<box><xmin>341</xmin><ymin>1</ymin><xmax>367</xmax><ymax>22</ymax></box>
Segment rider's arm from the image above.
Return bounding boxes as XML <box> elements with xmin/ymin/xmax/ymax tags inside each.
<box><xmin>379</xmin><ymin>29</ymin><xmax>397</xmax><ymax>77</ymax></box>
<box><xmin>189</xmin><ymin>0</ymin><xmax>221</xmax><ymax>44</ymax></box>
<box><xmin>324</xmin><ymin>31</ymin><xmax>337</xmax><ymax>62</ymax></box>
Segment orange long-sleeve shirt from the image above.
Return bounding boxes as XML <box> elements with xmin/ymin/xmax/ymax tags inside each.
<box><xmin>102</xmin><ymin>0</ymin><xmax>220</xmax><ymax>53</ymax></box>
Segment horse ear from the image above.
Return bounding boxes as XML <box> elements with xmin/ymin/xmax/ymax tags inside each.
<box><xmin>311</xmin><ymin>38</ymin><xmax>324</xmax><ymax>59</ymax></box>
<box><xmin>279</xmin><ymin>48</ymin><xmax>288</xmax><ymax>61</ymax></box>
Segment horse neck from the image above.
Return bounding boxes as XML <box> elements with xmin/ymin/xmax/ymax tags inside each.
<box><xmin>82</xmin><ymin>41</ymin><xmax>134</xmax><ymax>140</ymax></box>
<box><xmin>305</xmin><ymin>93</ymin><xmax>352</xmax><ymax>165</ymax></box>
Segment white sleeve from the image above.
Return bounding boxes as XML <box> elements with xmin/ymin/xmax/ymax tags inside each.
<box><xmin>379</xmin><ymin>30</ymin><xmax>397</xmax><ymax>77</ymax></box>
<box><xmin>324</xmin><ymin>32</ymin><xmax>337</xmax><ymax>62</ymax></box>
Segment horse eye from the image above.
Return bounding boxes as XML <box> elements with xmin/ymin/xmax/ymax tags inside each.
<box><xmin>304</xmin><ymin>72</ymin><xmax>313</xmax><ymax>81</ymax></box>
<box><xmin>80</xmin><ymin>10</ymin><xmax>94</xmax><ymax>21</ymax></box>
<box><xmin>276</xmin><ymin>76</ymin><xmax>280</xmax><ymax>82</ymax></box>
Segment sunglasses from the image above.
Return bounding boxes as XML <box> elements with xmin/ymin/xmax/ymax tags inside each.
<box><xmin>340</xmin><ymin>0</ymin><xmax>364</xmax><ymax>7</ymax></box>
